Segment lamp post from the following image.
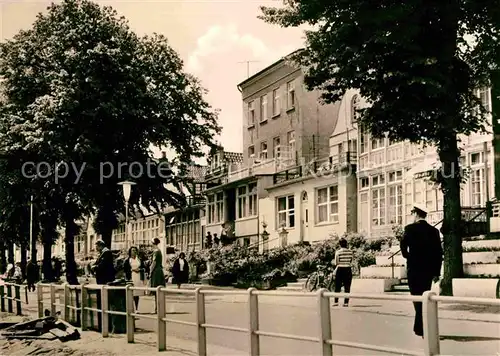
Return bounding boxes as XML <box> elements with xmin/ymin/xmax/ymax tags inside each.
<box><xmin>118</xmin><ymin>181</ymin><xmax>136</xmax><ymax>249</ymax></box>
<box><xmin>29</xmin><ymin>195</ymin><xmax>35</xmax><ymax>262</ymax></box>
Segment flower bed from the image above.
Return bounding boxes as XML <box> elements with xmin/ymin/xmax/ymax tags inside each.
<box><xmin>190</xmin><ymin>233</ymin><xmax>386</xmax><ymax>289</ymax></box>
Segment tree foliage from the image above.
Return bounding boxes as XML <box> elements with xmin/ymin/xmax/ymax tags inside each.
<box><xmin>260</xmin><ymin>0</ymin><xmax>500</xmax><ymax>295</ymax></box>
<box><xmin>0</xmin><ymin>0</ymin><xmax>220</xmax><ymax>281</ymax></box>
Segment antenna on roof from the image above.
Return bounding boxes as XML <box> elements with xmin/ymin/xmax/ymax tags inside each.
<box><xmin>238</xmin><ymin>60</ymin><xmax>260</xmax><ymax>78</ymax></box>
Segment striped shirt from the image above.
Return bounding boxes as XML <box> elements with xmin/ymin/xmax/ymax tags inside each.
<box><xmin>335</xmin><ymin>248</ymin><xmax>354</xmax><ymax>267</ymax></box>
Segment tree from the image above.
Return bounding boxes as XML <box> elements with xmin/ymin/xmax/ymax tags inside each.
<box><xmin>0</xmin><ymin>0</ymin><xmax>220</xmax><ymax>283</ymax></box>
<box><xmin>260</xmin><ymin>0</ymin><xmax>500</xmax><ymax>295</ymax></box>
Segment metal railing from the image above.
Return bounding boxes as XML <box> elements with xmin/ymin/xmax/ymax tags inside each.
<box><xmin>34</xmin><ymin>282</ymin><xmax>500</xmax><ymax>356</ymax></box>
<box><xmin>387</xmin><ymin>206</ymin><xmax>489</xmax><ymax>279</ymax></box>
<box><xmin>0</xmin><ymin>281</ymin><xmax>29</xmax><ymax>315</ymax></box>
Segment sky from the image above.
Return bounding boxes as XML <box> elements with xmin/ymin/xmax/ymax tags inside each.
<box><xmin>0</xmin><ymin>0</ymin><xmax>306</xmax><ymax>153</ymax></box>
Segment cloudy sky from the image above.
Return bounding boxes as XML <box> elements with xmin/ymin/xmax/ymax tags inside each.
<box><xmin>0</xmin><ymin>0</ymin><xmax>305</xmax><ymax>153</ymax></box>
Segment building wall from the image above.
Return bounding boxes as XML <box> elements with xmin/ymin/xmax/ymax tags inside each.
<box><xmin>262</xmin><ymin>172</ymin><xmax>353</xmax><ymax>250</ymax></box>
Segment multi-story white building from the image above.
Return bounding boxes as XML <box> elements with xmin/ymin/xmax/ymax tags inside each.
<box><xmin>356</xmin><ymin>88</ymin><xmax>493</xmax><ymax>238</ymax></box>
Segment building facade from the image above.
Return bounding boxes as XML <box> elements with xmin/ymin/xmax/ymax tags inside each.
<box><xmin>356</xmin><ymin>88</ymin><xmax>494</xmax><ymax>238</ymax></box>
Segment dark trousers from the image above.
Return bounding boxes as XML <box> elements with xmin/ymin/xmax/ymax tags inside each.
<box><xmin>334</xmin><ymin>267</ymin><xmax>352</xmax><ymax>304</ymax></box>
<box><xmin>408</xmin><ymin>273</ymin><xmax>433</xmax><ymax>336</ymax></box>
<box><xmin>27</xmin><ymin>281</ymin><xmax>35</xmax><ymax>292</ymax></box>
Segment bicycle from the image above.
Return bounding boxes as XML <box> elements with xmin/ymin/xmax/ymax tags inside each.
<box><xmin>305</xmin><ymin>264</ymin><xmax>335</xmax><ymax>292</ymax></box>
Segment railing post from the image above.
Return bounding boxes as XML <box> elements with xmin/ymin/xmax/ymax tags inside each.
<box><xmin>422</xmin><ymin>291</ymin><xmax>440</xmax><ymax>356</ymax></box>
<box><xmin>195</xmin><ymin>288</ymin><xmax>207</xmax><ymax>356</ymax></box>
<box><xmin>7</xmin><ymin>284</ymin><xmax>12</xmax><ymax>313</ymax></box>
<box><xmin>0</xmin><ymin>285</ymin><xmax>5</xmax><ymax>312</ymax></box>
<box><xmin>156</xmin><ymin>286</ymin><xmax>166</xmax><ymax>351</ymax></box>
<box><xmin>63</xmin><ymin>283</ymin><xmax>70</xmax><ymax>322</ymax></box>
<box><xmin>37</xmin><ymin>283</ymin><xmax>43</xmax><ymax>318</ymax></box>
<box><xmin>80</xmin><ymin>284</ymin><xmax>88</xmax><ymax>331</ymax></box>
<box><xmin>125</xmin><ymin>284</ymin><xmax>134</xmax><ymax>343</ymax></box>
<box><xmin>101</xmin><ymin>286</ymin><xmax>109</xmax><ymax>337</ymax></box>
<box><xmin>317</xmin><ymin>288</ymin><xmax>332</xmax><ymax>356</ymax></box>
<box><xmin>14</xmin><ymin>285</ymin><xmax>21</xmax><ymax>315</ymax></box>
<box><xmin>391</xmin><ymin>256</ymin><xmax>395</xmax><ymax>279</ymax></box>
<box><xmin>50</xmin><ymin>284</ymin><xmax>56</xmax><ymax>316</ymax></box>
<box><xmin>248</xmin><ymin>287</ymin><xmax>259</xmax><ymax>356</ymax></box>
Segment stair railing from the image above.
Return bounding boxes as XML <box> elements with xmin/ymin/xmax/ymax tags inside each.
<box><xmin>387</xmin><ymin>206</ymin><xmax>489</xmax><ymax>279</ymax></box>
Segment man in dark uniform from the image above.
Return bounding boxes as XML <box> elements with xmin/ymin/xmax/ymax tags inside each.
<box><xmin>400</xmin><ymin>203</ymin><xmax>443</xmax><ymax>338</ymax></box>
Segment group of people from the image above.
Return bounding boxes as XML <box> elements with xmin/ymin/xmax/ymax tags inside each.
<box><xmin>331</xmin><ymin>203</ymin><xmax>443</xmax><ymax>339</ymax></box>
<box><xmin>91</xmin><ymin>237</ymin><xmax>190</xmax><ymax>312</ymax></box>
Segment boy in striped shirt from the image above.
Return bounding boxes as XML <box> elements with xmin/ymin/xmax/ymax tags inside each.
<box><xmin>333</xmin><ymin>238</ymin><xmax>354</xmax><ymax>307</ymax></box>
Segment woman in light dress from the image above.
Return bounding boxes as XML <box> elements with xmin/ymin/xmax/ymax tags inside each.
<box><xmin>124</xmin><ymin>246</ymin><xmax>145</xmax><ymax>311</ymax></box>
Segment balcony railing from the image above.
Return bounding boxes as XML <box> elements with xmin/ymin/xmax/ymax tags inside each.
<box><xmin>185</xmin><ymin>194</ymin><xmax>205</xmax><ymax>206</ymax></box>
<box><xmin>273</xmin><ymin>152</ymin><xmax>357</xmax><ymax>185</ymax></box>
<box><xmin>227</xmin><ymin>158</ymin><xmax>283</xmax><ymax>183</ymax></box>
<box><xmin>204</xmin><ymin>164</ymin><xmax>228</xmax><ymax>180</ymax></box>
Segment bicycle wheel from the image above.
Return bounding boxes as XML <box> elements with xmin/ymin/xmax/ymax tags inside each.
<box><xmin>326</xmin><ymin>275</ymin><xmax>335</xmax><ymax>292</ymax></box>
<box><xmin>305</xmin><ymin>273</ymin><xmax>319</xmax><ymax>292</ymax></box>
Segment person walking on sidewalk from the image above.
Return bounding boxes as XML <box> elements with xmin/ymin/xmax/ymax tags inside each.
<box><xmin>26</xmin><ymin>259</ymin><xmax>37</xmax><ymax>292</ymax></box>
<box><xmin>149</xmin><ymin>238</ymin><xmax>165</xmax><ymax>313</ymax></box>
<box><xmin>401</xmin><ymin>203</ymin><xmax>443</xmax><ymax>338</ymax></box>
<box><xmin>124</xmin><ymin>246</ymin><xmax>145</xmax><ymax>311</ymax></box>
<box><xmin>92</xmin><ymin>239</ymin><xmax>115</xmax><ymax>285</ymax></box>
<box><xmin>333</xmin><ymin>238</ymin><xmax>354</xmax><ymax>307</ymax></box>
<box><xmin>172</xmin><ymin>252</ymin><xmax>189</xmax><ymax>289</ymax></box>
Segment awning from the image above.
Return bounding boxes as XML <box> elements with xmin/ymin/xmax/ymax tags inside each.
<box><xmin>404</xmin><ymin>158</ymin><xmax>441</xmax><ymax>181</ymax></box>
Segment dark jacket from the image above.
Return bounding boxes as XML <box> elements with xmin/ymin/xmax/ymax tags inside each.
<box><xmin>93</xmin><ymin>248</ymin><xmax>115</xmax><ymax>285</ymax></box>
<box><xmin>401</xmin><ymin>220</ymin><xmax>443</xmax><ymax>278</ymax></box>
<box><xmin>172</xmin><ymin>258</ymin><xmax>189</xmax><ymax>284</ymax></box>
<box><xmin>123</xmin><ymin>257</ymin><xmax>145</xmax><ymax>281</ymax></box>
<box><xmin>26</xmin><ymin>262</ymin><xmax>38</xmax><ymax>282</ymax></box>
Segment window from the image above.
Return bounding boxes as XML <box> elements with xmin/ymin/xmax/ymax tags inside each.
<box><xmin>372</xmin><ymin>175</ymin><xmax>385</xmax><ymax>226</ymax></box>
<box><xmin>388</xmin><ymin>185</ymin><xmax>403</xmax><ymax>224</ymax></box>
<box><xmin>287</xmin><ymin>131</ymin><xmax>296</xmax><ymax>161</ymax></box>
<box><xmin>478</xmin><ymin>88</ymin><xmax>491</xmax><ymax>112</ymax></box>
<box><xmin>371</xmin><ymin>137</ymin><xmax>384</xmax><ymax>150</ymax></box>
<box><xmin>237</xmin><ymin>186</ymin><xmax>247</xmax><ymax>219</ymax></box>
<box><xmin>351</xmin><ymin>95</ymin><xmax>360</xmax><ymax>123</ymax></box>
<box><xmin>277</xmin><ymin>195</ymin><xmax>295</xmax><ymax>228</ymax></box>
<box><xmin>317</xmin><ymin>186</ymin><xmax>339</xmax><ymax>223</ymax></box>
<box><xmin>248</xmin><ymin>183</ymin><xmax>258</xmax><ymax>216</ymax></box>
<box><xmin>248</xmin><ymin>146</ymin><xmax>255</xmax><ymax>158</ymax></box>
<box><xmin>247</xmin><ymin>101</ymin><xmax>255</xmax><ymax>126</ymax></box>
<box><xmin>260</xmin><ymin>141</ymin><xmax>268</xmax><ymax>159</ymax></box>
<box><xmin>273</xmin><ymin>137</ymin><xmax>281</xmax><ymax>159</ymax></box>
<box><xmin>360</xmin><ymin>177</ymin><xmax>369</xmax><ymax>189</ymax></box>
<box><xmin>260</xmin><ymin>95</ymin><xmax>268</xmax><ymax>122</ymax></box>
<box><xmin>287</xmin><ymin>81</ymin><xmax>295</xmax><ymax>109</ymax></box>
<box><xmin>216</xmin><ymin>192</ymin><xmax>224</xmax><ymax>223</ymax></box>
<box><xmin>470</xmin><ymin>152</ymin><xmax>483</xmax><ymax>165</ymax></box>
<box><xmin>207</xmin><ymin>195</ymin><xmax>215</xmax><ymax>224</ymax></box>
<box><xmin>272</xmin><ymin>88</ymin><xmax>280</xmax><ymax>116</ymax></box>
<box><xmin>388</xmin><ymin>170</ymin><xmax>402</xmax><ymax>183</ymax></box>
<box><xmin>470</xmin><ymin>152</ymin><xmax>485</xmax><ymax>206</ymax></box>
<box><xmin>359</xmin><ymin>126</ymin><xmax>368</xmax><ymax>154</ymax></box>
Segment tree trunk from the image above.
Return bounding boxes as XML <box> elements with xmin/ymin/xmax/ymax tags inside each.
<box><xmin>0</xmin><ymin>241</ymin><xmax>6</xmax><ymax>274</ymax></box>
<box><xmin>40</xmin><ymin>212</ymin><xmax>58</xmax><ymax>282</ymax></box>
<box><xmin>7</xmin><ymin>244</ymin><xmax>14</xmax><ymax>264</ymax></box>
<box><xmin>95</xmin><ymin>205</ymin><xmax>117</xmax><ymax>249</ymax></box>
<box><xmin>64</xmin><ymin>214</ymin><xmax>80</xmax><ymax>285</ymax></box>
<box><xmin>438</xmin><ymin>135</ymin><xmax>464</xmax><ymax>296</ymax></box>
<box><xmin>20</xmin><ymin>242</ymin><xmax>27</xmax><ymax>279</ymax></box>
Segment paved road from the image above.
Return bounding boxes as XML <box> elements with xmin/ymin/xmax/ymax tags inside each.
<box><xmin>130</xmin><ymin>293</ymin><xmax>500</xmax><ymax>356</ymax></box>
<box><xmin>27</xmin><ymin>289</ymin><xmax>500</xmax><ymax>355</ymax></box>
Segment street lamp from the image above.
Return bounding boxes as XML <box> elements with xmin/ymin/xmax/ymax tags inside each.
<box><xmin>118</xmin><ymin>181</ymin><xmax>136</xmax><ymax>248</ymax></box>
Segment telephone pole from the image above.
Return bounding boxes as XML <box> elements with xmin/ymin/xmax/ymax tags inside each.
<box><xmin>238</xmin><ymin>60</ymin><xmax>260</xmax><ymax>78</ymax></box>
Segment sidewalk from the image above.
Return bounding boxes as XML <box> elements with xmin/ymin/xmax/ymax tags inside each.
<box><xmin>0</xmin><ymin>330</ymin><xmax>245</xmax><ymax>356</ymax></box>
<box><xmin>212</xmin><ymin>292</ymin><xmax>500</xmax><ymax>323</ymax></box>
